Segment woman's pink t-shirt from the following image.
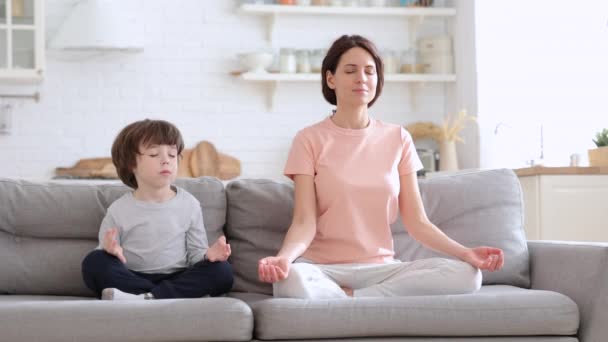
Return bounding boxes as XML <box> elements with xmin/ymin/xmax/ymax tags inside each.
<box><xmin>284</xmin><ymin>116</ymin><xmax>423</xmax><ymax>264</ymax></box>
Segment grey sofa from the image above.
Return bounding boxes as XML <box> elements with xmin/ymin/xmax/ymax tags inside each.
<box><xmin>0</xmin><ymin>169</ymin><xmax>605</xmax><ymax>342</ymax></box>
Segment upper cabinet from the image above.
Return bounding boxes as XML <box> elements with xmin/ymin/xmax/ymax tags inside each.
<box><xmin>0</xmin><ymin>0</ymin><xmax>44</xmax><ymax>83</ymax></box>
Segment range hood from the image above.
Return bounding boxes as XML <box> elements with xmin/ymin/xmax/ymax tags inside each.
<box><xmin>49</xmin><ymin>0</ymin><xmax>144</xmax><ymax>52</ymax></box>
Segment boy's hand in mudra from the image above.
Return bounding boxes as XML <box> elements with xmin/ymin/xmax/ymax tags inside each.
<box><xmin>103</xmin><ymin>228</ymin><xmax>126</xmax><ymax>264</ymax></box>
<box><xmin>206</xmin><ymin>236</ymin><xmax>231</xmax><ymax>262</ymax></box>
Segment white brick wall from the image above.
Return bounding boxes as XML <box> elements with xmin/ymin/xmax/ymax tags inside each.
<box><xmin>0</xmin><ymin>0</ymin><xmax>469</xmax><ymax>180</ymax></box>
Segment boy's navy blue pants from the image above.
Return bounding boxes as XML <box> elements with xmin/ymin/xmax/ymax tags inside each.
<box><xmin>81</xmin><ymin>250</ymin><xmax>233</xmax><ymax>299</ymax></box>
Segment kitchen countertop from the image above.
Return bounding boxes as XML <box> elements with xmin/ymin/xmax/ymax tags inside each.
<box><xmin>514</xmin><ymin>165</ymin><xmax>608</xmax><ymax>177</ymax></box>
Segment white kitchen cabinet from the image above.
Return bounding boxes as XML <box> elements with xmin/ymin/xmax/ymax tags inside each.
<box><xmin>517</xmin><ymin>169</ymin><xmax>608</xmax><ymax>242</ymax></box>
<box><xmin>0</xmin><ymin>0</ymin><xmax>45</xmax><ymax>83</ymax></box>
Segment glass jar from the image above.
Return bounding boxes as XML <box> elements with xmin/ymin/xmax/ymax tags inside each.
<box><xmin>382</xmin><ymin>50</ymin><xmax>398</xmax><ymax>74</ymax></box>
<box><xmin>400</xmin><ymin>48</ymin><xmax>424</xmax><ymax>73</ymax></box>
<box><xmin>296</xmin><ymin>49</ymin><xmax>311</xmax><ymax>73</ymax></box>
<box><xmin>310</xmin><ymin>49</ymin><xmax>326</xmax><ymax>73</ymax></box>
<box><xmin>279</xmin><ymin>48</ymin><xmax>297</xmax><ymax>73</ymax></box>
<box><xmin>400</xmin><ymin>48</ymin><xmax>415</xmax><ymax>73</ymax></box>
<box><xmin>367</xmin><ymin>0</ymin><xmax>387</xmax><ymax>6</ymax></box>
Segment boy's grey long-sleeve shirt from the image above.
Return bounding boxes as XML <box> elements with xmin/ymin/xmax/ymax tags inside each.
<box><xmin>96</xmin><ymin>186</ymin><xmax>208</xmax><ymax>274</ymax></box>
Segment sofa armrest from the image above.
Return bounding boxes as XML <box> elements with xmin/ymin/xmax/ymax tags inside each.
<box><xmin>528</xmin><ymin>240</ymin><xmax>608</xmax><ymax>342</ymax></box>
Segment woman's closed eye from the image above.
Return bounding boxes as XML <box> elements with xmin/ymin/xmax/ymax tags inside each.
<box><xmin>345</xmin><ymin>68</ymin><xmax>375</xmax><ymax>75</ymax></box>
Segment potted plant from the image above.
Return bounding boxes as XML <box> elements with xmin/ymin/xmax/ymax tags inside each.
<box><xmin>588</xmin><ymin>128</ymin><xmax>608</xmax><ymax>167</ymax></box>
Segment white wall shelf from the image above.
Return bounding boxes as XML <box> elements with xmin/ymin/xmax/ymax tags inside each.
<box><xmin>238</xmin><ymin>72</ymin><xmax>455</xmax><ymax>110</ymax></box>
<box><xmin>237</xmin><ymin>3</ymin><xmax>457</xmax><ymax>111</ymax></box>
<box><xmin>239</xmin><ymin>4</ymin><xmax>455</xmax><ymax>42</ymax></box>
<box><xmin>240</xmin><ymin>72</ymin><xmax>456</xmax><ymax>82</ymax></box>
<box><xmin>239</xmin><ymin>4</ymin><xmax>456</xmax><ymax>17</ymax></box>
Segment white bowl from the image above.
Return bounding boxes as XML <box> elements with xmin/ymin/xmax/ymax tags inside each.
<box><xmin>238</xmin><ymin>52</ymin><xmax>274</xmax><ymax>73</ymax></box>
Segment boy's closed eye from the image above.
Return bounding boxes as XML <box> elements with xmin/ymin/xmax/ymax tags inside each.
<box><xmin>148</xmin><ymin>153</ymin><xmax>177</xmax><ymax>158</ymax></box>
<box><xmin>143</xmin><ymin>146</ymin><xmax>177</xmax><ymax>157</ymax></box>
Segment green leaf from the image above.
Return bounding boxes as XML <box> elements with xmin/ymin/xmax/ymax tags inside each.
<box><xmin>593</xmin><ymin>128</ymin><xmax>608</xmax><ymax>147</ymax></box>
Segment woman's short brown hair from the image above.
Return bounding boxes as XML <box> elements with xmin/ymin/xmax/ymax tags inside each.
<box><xmin>111</xmin><ymin>119</ymin><xmax>184</xmax><ymax>189</ymax></box>
<box><xmin>321</xmin><ymin>35</ymin><xmax>384</xmax><ymax>108</ymax></box>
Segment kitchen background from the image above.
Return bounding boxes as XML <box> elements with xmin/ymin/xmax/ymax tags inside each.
<box><xmin>0</xmin><ymin>0</ymin><xmax>605</xmax><ymax>181</ymax></box>
<box><xmin>0</xmin><ymin>0</ymin><xmax>477</xmax><ymax>180</ymax></box>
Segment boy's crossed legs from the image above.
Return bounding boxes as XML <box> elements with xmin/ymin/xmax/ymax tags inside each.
<box><xmin>82</xmin><ymin>250</ymin><xmax>233</xmax><ymax>300</ymax></box>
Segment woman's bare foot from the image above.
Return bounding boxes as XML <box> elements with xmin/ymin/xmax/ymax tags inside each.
<box><xmin>340</xmin><ymin>286</ymin><xmax>354</xmax><ymax>297</ymax></box>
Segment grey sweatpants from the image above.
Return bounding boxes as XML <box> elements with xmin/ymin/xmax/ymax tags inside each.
<box><xmin>273</xmin><ymin>258</ymin><xmax>482</xmax><ymax>299</ymax></box>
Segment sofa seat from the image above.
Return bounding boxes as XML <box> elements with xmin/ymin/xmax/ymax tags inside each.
<box><xmin>231</xmin><ymin>285</ymin><xmax>578</xmax><ymax>340</ymax></box>
<box><xmin>0</xmin><ymin>296</ymin><xmax>253</xmax><ymax>342</ymax></box>
<box><xmin>248</xmin><ymin>338</ymin><xmax>578</xmax><ymax>342</ymax></box>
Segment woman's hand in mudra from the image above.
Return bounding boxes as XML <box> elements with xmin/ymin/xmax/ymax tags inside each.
<box><xmin>258</xmin><ymin>256</ymin><xmax>290</xmax><ymax>283</ymax></box>
<box><xmin>462</xmin><ymin>247</ymin><xmax>504</xmax><ymax>272</ymax></box>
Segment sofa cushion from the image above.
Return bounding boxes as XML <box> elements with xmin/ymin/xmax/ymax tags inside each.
<box><xmin>0</xmin><ymin>177</ymin><xmax>226</xmax><ymax>296</ymax></box>
<box><xmin>392</xmin><ymin>168</ymin><xmax>530</xmax><ymax>287</ymax></box>
<box><xmin>0</xmin><ymin>296</ymin><xmax>253</xmax><ymax>342</ymax></box>
<box><xmin>243</xmin><ymin>285</ymin><xmax>578</xmax><ymax>340</ymax></box>
<box><xmin>225</xmin><ymin>179</ymin><xmax>293</xmax><ymax>294</ymax></box>
<box><xmin>225</xmin><ymin>169</ymin><xmax>530</xmax><ymax>295</ymax></box>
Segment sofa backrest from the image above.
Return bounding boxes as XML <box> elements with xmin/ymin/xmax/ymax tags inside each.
<box><xmin>0</xmin><ymin>177</ymin><xmax>226</xmax><ymax>296</ymax></box>
<box><xmin>392</xmin><ymin>169</ymin><xmax>530</xmax><ymax>287</ymax></box>
<box><xmin>225</xmin><ymin>169</ymin><xmax>530</xmax><ymax>295</ymax></box>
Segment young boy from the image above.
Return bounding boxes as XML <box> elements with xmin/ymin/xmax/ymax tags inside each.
<box><xmin>81</xmin><ymin>119</ymin><xmax>233</xmax><ymax>300</ymax></box>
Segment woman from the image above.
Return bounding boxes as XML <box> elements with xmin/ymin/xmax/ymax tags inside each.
<box><xmin>258</xmin><ymin>35</ymin><xmax>504</xmax><ymax>299</ymax></box>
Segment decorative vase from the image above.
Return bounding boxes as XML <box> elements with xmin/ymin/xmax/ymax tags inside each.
<box><xmin>439</xmin><ymin>140</ymin><xmax>459</xmax><ymax>172</ymax></box>
<box><xmin>588</xmin><ymin>146</ymin><xmax>608</xmax><ymax>167</ymax></box>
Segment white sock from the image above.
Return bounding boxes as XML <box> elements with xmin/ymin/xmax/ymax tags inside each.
<box><xmin>101</xmin><ymin>288</ymin><xmax>154</xmax><ymax>301</ymax></box>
